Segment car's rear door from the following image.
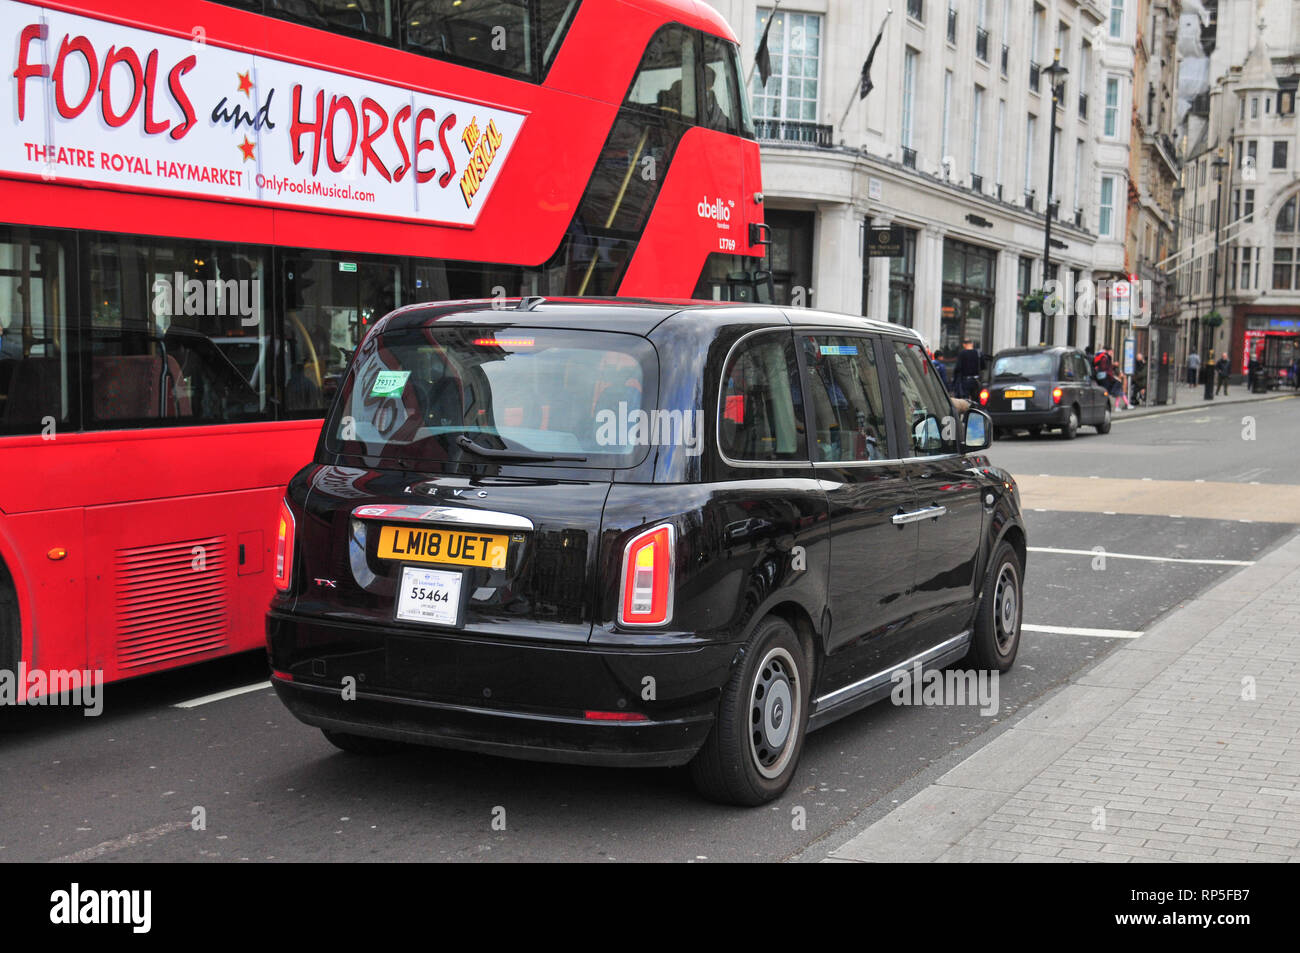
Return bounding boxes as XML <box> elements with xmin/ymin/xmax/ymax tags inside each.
<box><xmin>796</xmin><ymin>329</ymin><xmax>919</xmax><ymax>691</ymax></box>
<box><xmin>890</xmin><ymin>338</ymin><xmax>987</xmax><ymax>653</ymax></box>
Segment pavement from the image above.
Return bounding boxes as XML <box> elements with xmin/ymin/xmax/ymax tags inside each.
<box><xmin>826</xmin><ymin>527</ymin><xmax>1300</xmax><ymax>863</ymax></box>
<box><xmin>1116</xmin><ymin>383</ymin><xmax>1295</xmax><ymax>419</ymax></box>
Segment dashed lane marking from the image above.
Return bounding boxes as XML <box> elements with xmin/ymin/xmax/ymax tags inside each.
<box><xmin>1022</xmin><ymin>624</ymin><xmax>1144</xmax><ymax>639</ymax></box>
<box><xmin>174</xmin><ymin>681</ymin><xmax>272</xmax><ymax>709</ymax></box>
<box><xmin>1027</xmin><ymin>546</ymin><xmax>1256</xmax><ymax>567</ymax></box>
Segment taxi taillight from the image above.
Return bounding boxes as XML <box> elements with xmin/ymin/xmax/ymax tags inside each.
<box><xmin>619</xmin><ymin>525</ymin><xmax>674</xmax><ymax>626</ymax></box>
<box><xmin>1052</xmin><ymin>387</ymin><xmax>1063</xmax><ymax>404</ymax></box>
<box><xmin>978</xmin><ymin>388</ymin><xmax>989</xmax><ymax>406</ymax></box>
<box><xmin>273</xmin><ymin>499</ymin><xmax>296</xmax><ymax>592</ymax></box>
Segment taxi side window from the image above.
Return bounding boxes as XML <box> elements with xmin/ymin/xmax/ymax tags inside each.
<box><xmin>892</xmin><ymin>339</ymin><xmax>960</xmax><ymax>456</ymax></box>
<box><xmin>802</xmin><ymin>334</ymin><xmax>892</xmax><ymax>462</ymax></box>
<box><xmin>718</xmin><ymin>332</ymin><xmax>806</xmax><ymax>463</ymax></box>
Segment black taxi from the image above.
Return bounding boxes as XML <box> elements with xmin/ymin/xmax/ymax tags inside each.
<box><xmin>980</xmin><ymin>345</ymin><xmax>1112</xmax><ymax>438</ymax></box>
<box><xmin>267</xmin><ymin>299</ymin><xmax>1027</xmax><ymax>805</ymax></box>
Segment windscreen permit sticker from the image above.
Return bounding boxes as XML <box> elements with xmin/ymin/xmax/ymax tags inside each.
<box><xmin>370</xmin><ymin>370</ymin><xmax>411</xmax><ymax>397</ymax></box>
<box><xmin>819</xmin><ymin>345</ymin><xmax>858</xmax><ymax>356</ymax></box>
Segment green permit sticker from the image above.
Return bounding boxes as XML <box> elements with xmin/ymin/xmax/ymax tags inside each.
<box><xmin>370</xmin><ymin>370</ymin><xmax>410</xmax><ymax>397</ymax></box>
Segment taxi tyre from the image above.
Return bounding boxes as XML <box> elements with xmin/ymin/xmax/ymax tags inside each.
<box><xmin>1059</xmin><ymin>407</ymin><xmax>1080</xmax><ymax>440</ymax></box>
<box><xmin>966</xmin><ymin>540</ymin><xmax>1023</xmax><ymax>673</ymax></box>
<box><xmin>690</xmin><ymin>617</ymin><xmax>811</xmax><ymax>806</ymax></box>
<box><xmin>322</xmin><ymin>728</ymin><xmax>407</xmax><ymax>755</ymax></box>
<box><xmin>1095</xmin><ymin>405</ymin><xmax>1112</xmax><ymax>434</ymax></box>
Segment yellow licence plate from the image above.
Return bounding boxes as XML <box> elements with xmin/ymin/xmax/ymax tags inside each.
<box><xmin>377</xmin><ymin>526</ymin><xmax>509</xmax><ymax>569</ymax></box>
<box><xmin>1004</xmin><ymin>389</ymin><xmax>1035</xmax><ymax>398</ymax></box>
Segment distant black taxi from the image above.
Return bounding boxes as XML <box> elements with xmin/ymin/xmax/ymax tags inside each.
<box><xmin>267</xmin><ymin>299</ymin><xmax>1027</xmax><ymax>805</ymax></box>
<box><xmin>979</xmin><ymin>346</ymin><xmax>1112</xmax><ymax>439</ymax></box>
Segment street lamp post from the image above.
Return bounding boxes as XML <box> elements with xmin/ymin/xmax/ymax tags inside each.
<box><xmin>1206</xmin><ymin>149</ymin><xmax>1229</xmax><ymax>401</ymax></box>
<box><xmin>1042</xmin><ymin>50</ymin><xmax>1068</xmax><ymax>346</ymax></box>
<box><xmin>1171</xmin><ymin>184</ymin><xmax>1184</xmax><ymax>406</ymax></box>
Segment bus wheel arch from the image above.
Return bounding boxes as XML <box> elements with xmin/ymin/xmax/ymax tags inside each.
<box><xmin>0</xmin><ymin>554</ymin><xmax>19</xmax><ymax>675</ymax></box>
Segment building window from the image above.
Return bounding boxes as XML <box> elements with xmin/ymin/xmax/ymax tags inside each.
<box><xmin>902</xmin><ymin>48</ymin><xmax>918</xmax><ymax>151</ymax></box>
<box><xmin>1025</xmin><ymin>115</ymin><xmax>1036</xmax><ymax>199</ymax></box>
<box><xmin>1109</xmin><ymin>0</ymin><xmax>1124</xmax><ymax>38</ymax></box>
<box><xmin>907</xmin><ymin>0</ymin><xmax>923</xmax><ymax>21</ymax></box>
<box><xmin>1016</xmin><ymin>256</ymin><xmax>1033</xmax><ymax>347</ymax></box>
<box><xmin>1273</xmin><ymin>248</ymin><xmax>1293</xmax><ymax>290</ymax></box>
<box><xmin>971</xmin><ymin>86</ymin><xmax>984</xmax><ymax>177</ymax></box>
<box><xmin>1099</xmin><ymin>175</ymin><xmax>1115</xmax><ymax>236</ymax></box>
<box><xmin>939</xmin><ymin>239</ymin><xmax>997</xmax><ymax>359</ymax></box>
<box><xmin>995</xmin><ymin>99</ymin><xmax>1006</xmax><ymax>191</ymax></box>
<box><xmin>1280</xmin><ymin>87</ymin><xmax>1296</xmax><ymax>116</ymax></box>
<box><xmin>1274</xmin><ymin>141</ymin><xmax>1289</xmax><ymax>170</ymax></box>
<box><xmin>1104</xmin><ymin>77</ymin><xmax>1120</xmax><ymax>137</ymax></box>
<box><xmin>751</xmin><ymin>9</ymin><xmax>822</xmax><ymax>123</ymax></box>
<box><xmin>1233</xmin><ymin>189</ymin><xmax>1256</xmax><ymax>223</ymax></box>
<box><xmin>1278</xmin><ymin>196</ymin><xmax>1298</xmax><ymax>233</ymax></box>
<box><xmin>889</xmin><ymin>227</ymin><xmax>918</xmax><ymax>328</ymax></box>
<box><xmin>942</xmin><ymin>71</ymin><xmax>953</xmax><ymax>161</ymax></box>
<box><xmin>1073</xmin><ymin>139</ymin><xmax>1083</xmax><ymax>215</ymax></box>
<box><xmin>1251</xmin><ymin>96</ymin><xmax>1259</xmax><ymax>119</ymax></box>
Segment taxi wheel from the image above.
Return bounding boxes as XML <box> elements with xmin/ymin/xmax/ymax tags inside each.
<box><xmin>967</xmin><ymin>541</ymin><xmax>1023</xmax><ymax>673</ymax></box>
<box><xmin>322</xmin><ymin>729</ymin><xmax>406</xmax><ymax>755</ymax></box>
<box><xmin>690</xmin><ymin>617</ymin><xmax>810</xmax><ymax>806</ymax></box>
<box><xmin>1060</xmin><ymin>408</ymin><xmax>1079</xmax><ymax>440</ymax></box>
<box><xmin>1095</xmin><ymin>406</ymin><xmax>1113</xmax><ymax>434</ymax></box>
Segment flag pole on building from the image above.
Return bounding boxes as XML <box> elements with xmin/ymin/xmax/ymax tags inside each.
<box><xmin>747</xmin><ymin>0</ymin><xmax>783</xmax><ymax>88</ymax></box>
<box><xmin>839</xmin><ymin>7</ymin><xmax>893</xmax><ymax>132</ymax></box>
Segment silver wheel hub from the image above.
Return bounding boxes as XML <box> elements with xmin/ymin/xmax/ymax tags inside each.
<box><xmin>749</xmin><ymin>647</ymin><xmax>801</xmax><ymax>779</ymax></box>
<box><xmin>994</xmin><ymin>564</ymin><xmax>1020</xmax><ymax>652</ymax></box>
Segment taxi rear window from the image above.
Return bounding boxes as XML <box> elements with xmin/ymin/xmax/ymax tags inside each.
<box><xmin>325</xmin><ymin>326</ymin><xmax>658</xmax><ymax>467</ymax></box>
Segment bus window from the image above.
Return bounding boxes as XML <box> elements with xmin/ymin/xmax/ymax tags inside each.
<box><xmin>700</xmin><ymin>35</ymin><xmax>741</xmax><ymax>135</ymax></box>
<box><xmin>282</xmin><ymin>256</ymin><xmax>399</xmax><ymax>414</ymax></box>
<box><xmin>0</xmin><ymin>229</ymin><xmax>72</xmax><ymax>435</ymax></box>
<box><xmin>626</xmin><ymin>25</ymin><xmax>698</xmax><ymax>122</ymax></box>
<box><xmin>83</xmin><ymin>235</ymin><xmax>270</xmax><ymax>427</ymax></box>
<box><xmin>275</xmin><ymin>0</ymin><xmax>396</xmax><ymax>43</ymax></box>
<box><xmin>404</xmin><ymin>0</ymin><xmax>532</xmax><ymax>76</ymax></box>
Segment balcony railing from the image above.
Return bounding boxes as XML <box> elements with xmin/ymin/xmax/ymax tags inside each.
<box><xmin>976</xmin><ymin>28</ymin><xmax>989</xmax><ymax>61</ymax></box>
<box><xmin>1074</xmin><ymin>208</ymin><xmax>1084</xmax><ymax>228</ymax></box>
<box><xmin>1029</xmin><ymin>62</ymin><xmax>1041</xmax><ymax>93</ymax></box>
<box><xmin>1078</xmin><ymin>92</ymin><xmax>1088</xmax><ymax>118</ymax></box>
<box><xmin>971</xmin><ymin>173</ymin><xmax>984</xmax><ymax>193</ymax></box>
<box><xmin>996</xmin><ymin>183</ymin><xmax>1004</xmax><ymax>200</ymax></box>
<box><xmin>947</xmin><ymin>7</ymin><xmax>957</xmax><ymax>43</ymax></box>
<box><xmin>907</xmin><ymin>0</ymin><xmax>923</xmax><ymax>22</ymax></box>
<box><xmin>754</xmin><ymin>119</ymin><xmax>833</xmax><ymax>147</ymax></box>
<box><xmin>1001</xmin><ymin>44</ymin><xmax>1009</xmax><ymax>75</ymax></box>
<box><xmin>902</xmin><ymin>146</ymin><xmax>917</xmax><ymax>169</ymax></box>
<box><xmin>1024</xmin><ymin>191</ymin><xmax>1036</xmax><ymax>211</ymax></box>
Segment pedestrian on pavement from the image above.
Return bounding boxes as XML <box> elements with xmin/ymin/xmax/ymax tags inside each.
<box><xmin>1290</xmin><ymin>357</ymin><xmax>1299</xmax><ymax>390</ymax></box>
<box><xmin>1247</xmin><ymin>351</ymin><xmax>1264</xmax><ymax>393</ymax></box>
<box><xmin>1132</xmin><ymin>353</ymin><xmax>1147</xmax><ymax>406</ymax></box>
<box><xmin>1187</xmin><ymin>350</ymin><xmax>1200</xmax><ymax>387</ymax></box>
<box><xmin>954</xmin><ymin>338</ymin><xmax>982</xmax><ymax>399</ymax></box>
<box><xmin>930</xmin><ymin>349</ymin><xmax>951</xmax><ymax>391</ymax></box>
<box><xmin>1215</xmin><ymin>352</ymin><xmax>1231</xmax><ymax>395</ymax></box>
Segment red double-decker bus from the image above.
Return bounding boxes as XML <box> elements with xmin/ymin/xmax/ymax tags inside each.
<box><xmin>0</xmin><ymin>0</ymin><xmax>767</xmax><ymax>693</ymax></box>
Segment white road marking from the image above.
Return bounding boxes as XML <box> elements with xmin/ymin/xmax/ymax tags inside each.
<box><xmin>1027</xmin><ymin>546</ymin><xmax>1255</xmax><ymax>566</ymax></box>
<box><xmin>174</xmin><ymin>681</ymin><xmax>272</xmax><ymax>709</ymax></box>
<box><xmin>1022</xmin><ymin>624</ymin><xmax>1144</xmax><ymax>639</ymax></box>
<box><xmin>51</xmin><ymin>820</ymin><xmax>190</xmax><ymax>862</ymax></box>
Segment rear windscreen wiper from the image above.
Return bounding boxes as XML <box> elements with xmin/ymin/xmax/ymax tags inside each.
<box><xmin>455</xmin><ymin>434</ymin><xmax>588</xmax><ymax>463</ymax></box>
